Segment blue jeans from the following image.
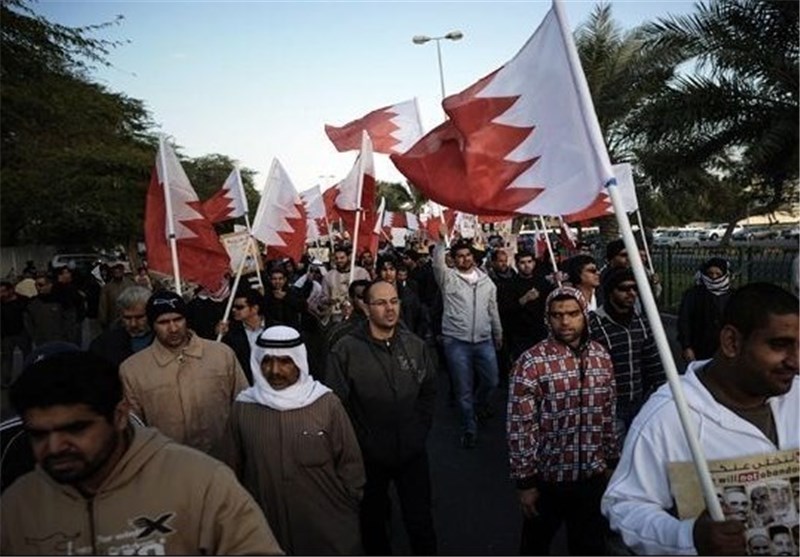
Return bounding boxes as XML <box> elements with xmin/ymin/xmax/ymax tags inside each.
<box><xmin>442</xmin><ymin>336</ymin><xmax>499</xmax><ymax>435</ymax></box>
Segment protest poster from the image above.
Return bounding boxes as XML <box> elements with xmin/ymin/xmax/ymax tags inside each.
<box><xmin>220</xmin><ymin>231</ymin><xmax>262</xmax><ymax>275</ymax></box>
<box><xmin>307</xmin><ymin>246</ymin><xmax>330</xmax><ymax>264</ymax></box>
<box><xmin>668</xmin><ymin>449</ymin><xmax>799</xmax><ymax>556</ymax></box>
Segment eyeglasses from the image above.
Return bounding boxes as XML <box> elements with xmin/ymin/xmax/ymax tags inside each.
<box><xmin>615</xmin><ymin>284</ymin><xmax>638</xmax><ymax>293</ymax></box>
<box><xmin>368</xmin><ymin>298</ymin><xmax>400</xmax><ymax>308</ymax></box>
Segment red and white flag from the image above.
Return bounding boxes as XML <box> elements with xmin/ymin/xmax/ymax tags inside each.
<box><xmin>334</xmin><ymin>132</ymin><xmax>378</xmax><ymax>255</ymax></box>
<box><xmin>559</xmin><ymin>218</ymin><xmax>577</xmax><ymax>250</ymax></box>
<box><xmin>300</xmin><ymin>185</ymin><xmax>329</xmax><ymax>241</ymax></box>
<box><xmin>144</xmin><ymin>140</ymin><xmax>231</xmax><ymax>291</ymax></box>
<box><xmin>325</xmin><ymin>98</ymin><xmax>424</xmax><ymax>155</ymax></box>
<box><xmin>534</xmin><ymin>230</ymin><xmax>549</xmax><ymax>259</ymax></box>
<box><xmin>251</xmin><ymin>159</ymin><xmax>308</xmax><ymax>262</ymax></box>
<box><xmin>391</xmin><ymin>0</ymin><xmax>615</xmax><ymax>217</ymax></box>
<box><xmin>200</xmin><ymin>167</ymin><xmax>249</xmax><ymax>224</ymax></box>
<box><xmin>564</xmin><ymin>162</ymin><xmax>639</xmax><ymax>223</ymax></box>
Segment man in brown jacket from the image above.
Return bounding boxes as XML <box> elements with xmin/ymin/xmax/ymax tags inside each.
<box><xmin>120</xmin><ymin>290</ymin><xmax>248</xmax><ymax>454</ymax></box>
<box><xmin>1</xmin><ymin>350</ymin><xmax>283</xmax><ymax>555</ymax></box>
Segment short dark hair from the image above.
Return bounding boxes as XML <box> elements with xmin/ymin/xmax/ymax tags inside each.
<box><xmin>234</xmin><ymin>289</ymin><xmax>263</xmax><ymax>309</ymax></box>
<box><xmin>565</xmin><ymin>254</ymin><xmax>596</xmax><ymax>285</ymax></box>
<box><xmin>490</xmin><ymin>249</ymin><xmax>507</xmax><ymax>263</ymax></box>
<box><xmin>769</xmin><ymin>524</ymin><xmax>791</xmax><ymax>539</ymax></box>
<box><xmin>450</xmin><ymin>239</ymin><xmax>474</xmax><ymax>258</ymax></box>
<box><xmin>10</xmin><ymin>351</ymin><xmax>122</xmax><ymax>422</ymax></box>
<box><xmin>348</xmin><ymin>279</ymin><xmax>371</xmax><ymax>300</ymax></box>
<box><xmin>515</xmin><ymin>249</ymin><xmax>535</xmax><ymax>263</ymax></box>
<box><xmin>362</xmin><ymin>280</ymin><xmax>396</xmax><ymax>304</ymax></box>
<box><xmin>723</xmin><ymin>283</ymin><xmax>798</xmax><ymax>340</ymax></box>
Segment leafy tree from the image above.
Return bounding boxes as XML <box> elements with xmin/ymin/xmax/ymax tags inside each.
<box><xmin>376</xmin><ymin>181</ymin><xmax>428</xmax><ymax>213</ymax></box>
<box><xmin>1</xmin><ymin>0</ymin><xmax>156</xmax><ymax>247</ymax></box>
<box><xmin>635</xmin><ymin>0</ymin><xmax>799</xmax><ymax>242</ymax></box>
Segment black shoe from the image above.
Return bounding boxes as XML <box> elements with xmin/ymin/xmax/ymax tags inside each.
<box><xmin>460</xmin><ymin>432</ymin><xmax>476</xmax><ymax>449</ymax></box>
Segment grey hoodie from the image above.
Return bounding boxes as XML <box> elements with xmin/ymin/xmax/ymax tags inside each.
<box><xmin>433</xmin><ymin>242</ymin><xmax>503</xmax><ymax>343</ymax></box>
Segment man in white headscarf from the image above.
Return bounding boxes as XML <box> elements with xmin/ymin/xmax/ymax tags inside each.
<box><xmin>220</xmin><ymin>325</ymin><xmax>365</xmax><ymax>556</ymax></box>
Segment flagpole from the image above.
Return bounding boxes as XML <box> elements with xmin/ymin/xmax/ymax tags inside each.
<box><xmin>158</xmin><ymin>135</ymin><xmax>183</xmax><ymax>296</ymax></box>
<box><xmin>215</xmin><ymin>235</ymin><xmax>254</xmax><ymax>342</ymax></box>
<box><xmin>634</xmin><ymin>209</ymin><xmax>655</xmax><ymax>274</ymax></box>
<box><xmin>235</xmin><ymin>163</ymin><xmax>265</xmax><ymax>291</ymax></box>
<box><xmin>538</xmin><ymin>215</ymin><xmax>561</xmax><ymax>287</ymax></box>
<box><xmin>606</xmin><ymin>183</ymin><xmax>724</xmax><ymax>521</ymax></box>
<box><xmin>350</xmin><ymin>209</ymin><xmax>363</xmax><ymax>283</ymax></box>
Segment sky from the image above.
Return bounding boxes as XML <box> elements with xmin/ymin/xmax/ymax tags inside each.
<box><xmin>35</xmin><ymin>0</ymin><xmax>696</xmax><ymax>194</ymax></box>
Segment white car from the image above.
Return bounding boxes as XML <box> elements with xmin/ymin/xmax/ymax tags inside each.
<box><xmin>653</xmin><ymin>229</ymin><xmax>702</xmax><ymax>248</ymax></box>
<box><xmin>699</xmin><ymin>223</ymin><xmax>743</xmax><ymax>241</ymax></box>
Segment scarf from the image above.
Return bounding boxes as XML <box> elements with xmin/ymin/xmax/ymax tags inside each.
<box><xmin>696</xmin><ymin>271</ymin><xmax>731</xmax><ymax>296</ymax></box>
<box><xmin>235</xmin><ymin>325</ymin><xmax>330</xmax><ymax>411</ymax></box>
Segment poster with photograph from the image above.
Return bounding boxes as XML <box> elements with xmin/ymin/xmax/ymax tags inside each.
<box><xmin>220</xmin><ymin>231</ymin><xmax>262</xmax><ymax>275</ymax></box>
<box><xmin>668</xmin><ymin>449</ymin><xmax>799</xmax><ymax>556</ymax></box>
<box><xmin>307</xmin><ymin>247</ymin><xmax>330</xmax><ymax>264</ymax></box>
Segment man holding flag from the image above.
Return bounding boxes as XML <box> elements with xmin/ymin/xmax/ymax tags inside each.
<box><xmin>602</xmin><ymin>283</ymin><xmax>799</xmax><ymax>555</ymax></box>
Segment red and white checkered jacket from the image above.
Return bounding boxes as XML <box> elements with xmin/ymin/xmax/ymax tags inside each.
<box><xmin>507</xmin><ymin>336</ymin><xmax>619</xmax><ymax>486</ymax></box>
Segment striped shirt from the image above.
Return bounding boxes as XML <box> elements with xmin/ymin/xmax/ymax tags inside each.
<box><xmin>507</xmin><ymin>336</ymin><xmax>619</xmax><ymax>485</ymax></box>
<box><xmin>588</xmin><ymin>307</ymin><xmax>665</xmax><ymax>404</ymax></box>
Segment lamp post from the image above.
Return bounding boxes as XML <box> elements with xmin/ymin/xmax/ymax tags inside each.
<box><xmin>412</xmin><ymin>30</ymin><xmax>463</xmax><ymax>101</ymax></box>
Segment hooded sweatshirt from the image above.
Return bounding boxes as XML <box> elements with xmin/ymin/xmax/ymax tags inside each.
<box><xmin>507</xmin><ymin>286</ymin><xmax>619</xmax><ymax>487</ymax></box>
<box><xmin>1</xmin><ymin>427</ymin><xmax>283</xmax><ymax>555</ymax></box>
<box><xmin>602</xmin><ymin>362</ymin><xmax>799</xmax><ymax>555</ymax></box>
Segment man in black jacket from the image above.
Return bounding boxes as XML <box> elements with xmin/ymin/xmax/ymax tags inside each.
<box><xmin>326</xmin><ymin>280</ymin><xmax>437</xmax><ymax>556</ymax></box>
<box><xmin>89</xmin><ymin>286</ymin><xmax>154</xmax><ymax>369</ymax></box>
<box><xmin>219</xmin><ymin>289</ymin><xmax>265</xmax><ymax>385</ymax></box>
<box><xmin>504</xmin><ymin>250</ymin><xmax>553</xmax><ymax>361</ymax></box>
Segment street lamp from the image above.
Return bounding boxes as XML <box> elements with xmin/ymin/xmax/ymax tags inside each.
<box><xmin>412</xmin><ymin>30</ymin><xmax>464</xmax><ymax>101</ymax></box>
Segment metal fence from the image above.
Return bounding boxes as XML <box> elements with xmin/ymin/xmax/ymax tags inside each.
<box><xmin>650</xmin><ymin>243</ymin><xmax>799</xmax><ymax>313</ymax></box>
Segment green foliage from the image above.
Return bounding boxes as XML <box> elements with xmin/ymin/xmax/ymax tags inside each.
<box><xmin>635</xmin><ymin>0</ymin><xmax>799</xmax><ymax>235</ymax></box>
<box><xmin>1</xmin><ymin>0</ymin><xmax>155</xmax><ymax>247</ymax></box>
<box><xmin>181</xmin><ymin>153</ymin><xmax>260</xmax><ymax>234</ymax></box>
<box><xmin>376</xmin><ymin>181</ymin><xmax>428</xmax><ymax>213</ymax></box>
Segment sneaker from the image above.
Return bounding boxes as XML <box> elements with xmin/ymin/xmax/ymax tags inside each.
<box><xmin>460</xmin><ymin>432</ymin><xmax>476</xmax><ymax>449</ymax></box>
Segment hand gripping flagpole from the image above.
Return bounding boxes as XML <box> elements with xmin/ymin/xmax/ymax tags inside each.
<box><xmin>235</xmin><ymin>162</ymin><xmax>265</xmax><ymax>291</ymax></box>
<box><xmin>158</xmin><ymin>134</ymin><xmax>183</xmax><ymax>296</ymax></box>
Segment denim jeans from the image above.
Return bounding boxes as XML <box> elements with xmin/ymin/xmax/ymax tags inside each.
<box><xmin>442</xmin><ymin>336</ymin><xmax>499</xmax><ymax>435</ymax></box>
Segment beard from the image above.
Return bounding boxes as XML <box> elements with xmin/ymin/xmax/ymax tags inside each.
<box><xmin>42</xmin><ymin>432</ymin><xmax>120</xmax><ymax>486</ymax></box>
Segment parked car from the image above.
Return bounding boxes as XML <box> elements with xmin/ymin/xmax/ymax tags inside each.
<box><xmin>698</xmin><ymin>223</ymin><xmax>743</xmax><ymax>241</ymax></box>
<box><xmin>653</xmin><ymin>229</ymin><xmax>702</xmax><ymax>248</ymax></box>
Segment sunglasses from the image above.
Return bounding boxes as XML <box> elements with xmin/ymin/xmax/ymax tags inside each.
<box><xmin>615</xmin><ymin>284</ymin><xmax>638</xmax><ymax>293</ymax></box>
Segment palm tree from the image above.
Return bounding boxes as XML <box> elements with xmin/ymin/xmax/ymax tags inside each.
<box><xmin>574</xmin><ymin>4</ymin><xmax>682</xmax><ymax>239</ymax></box>
<box><xmin>635</xmin><ymin>0</ymin><xmax>799</xmax><ymax>243</ymax></box>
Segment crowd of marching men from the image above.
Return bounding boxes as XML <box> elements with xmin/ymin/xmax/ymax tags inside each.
<box><xmin>1</xmin><ymin>226</ymin><xmax>798</xmax><ymax>555</ymax></box>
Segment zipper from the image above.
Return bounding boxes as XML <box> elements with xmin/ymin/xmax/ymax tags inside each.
<box><xmin>88</xmin><ymin>498</ymin><xmax>98</xmax><ymax>555</ymax></box>
<box><xmin>471</xmin><ymin>283</ymin><xmax>477</xmax><ymax>343</ymax></box>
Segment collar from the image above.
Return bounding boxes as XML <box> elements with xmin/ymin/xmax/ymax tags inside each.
<box><xmin>152</xmin><ymin>331</ymin><xmax>202</xmax><ymax>366</ymax></box>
